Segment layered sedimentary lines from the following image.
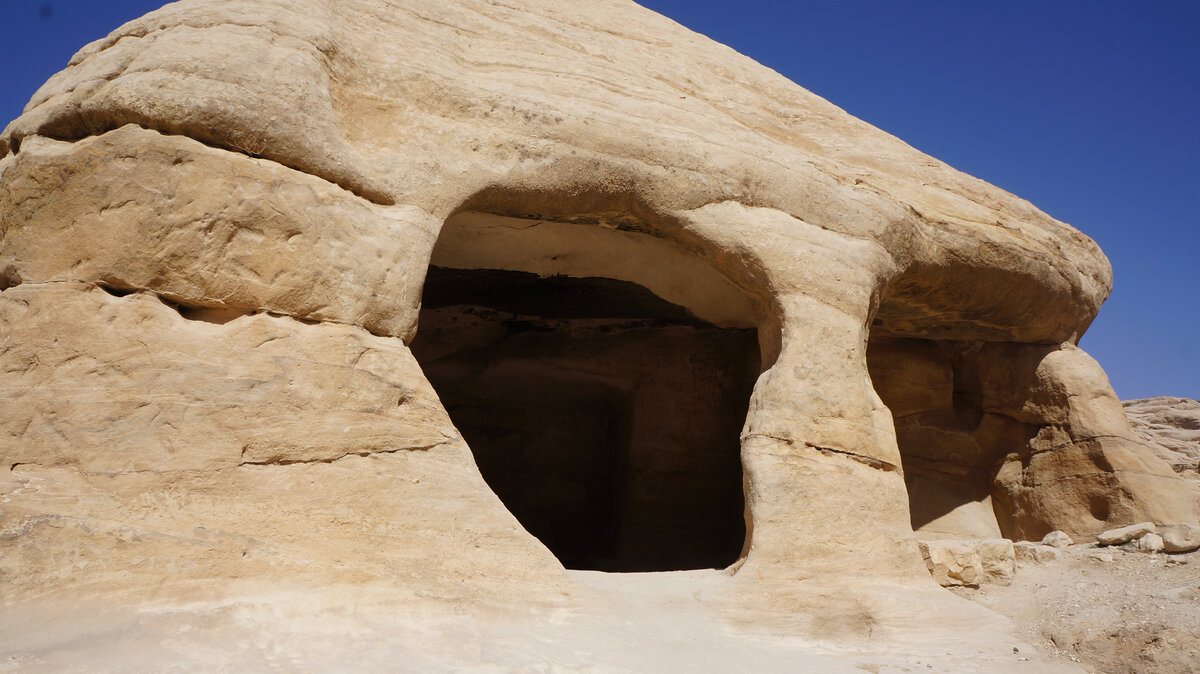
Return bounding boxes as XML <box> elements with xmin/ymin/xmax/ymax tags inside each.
<box><xmin>1124</xmin><ymin>397</ymin><xmax>1200</xmax><ymax>474</ymax></box>
<box><xmin>1</xmin><ymin>0</ymin><xmax>1197</xmax><ymax>636</ymax></box>
<box><xmin>0</xmin><ymin>126</ymin><xmax>436</xmax><ymax>339</ymax></box>
<box><xmin>0</xmin><ymin>282</ymin><xmax>452</xmax><ymax>473</ymax></box>
<box><xmin>0</xmin><ymin>281</ymin><xmax>565</xmax><ymax>603</ymax></box>
<box><xmin>2</xmin><ymin>0</ymin><xmax>1111</xmax><ymax>344</ymax></box>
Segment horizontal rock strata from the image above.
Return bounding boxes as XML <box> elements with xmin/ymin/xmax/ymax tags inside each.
<box><xmin>1123</xmin><ymin>397</ymin><xmax>1200</xmax><ymax>474</ymax></box>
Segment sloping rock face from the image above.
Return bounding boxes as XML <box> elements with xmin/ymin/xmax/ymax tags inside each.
<box><xmin>1124</xmin><ymin>397</ymin><xmax>1200</xmax><ymax>475</ymax></box>
<box><xmin>2</xmin><ymin>0</ymin><xmax>1197</xmax><ymax>629</ymax></box>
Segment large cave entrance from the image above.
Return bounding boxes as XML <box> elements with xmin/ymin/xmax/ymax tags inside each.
<box><xmin>410</xmin><ymin>210</ymin><xmax>761</xmax><ymax>572</ymax></box>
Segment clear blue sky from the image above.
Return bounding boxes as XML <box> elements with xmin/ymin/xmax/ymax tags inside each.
<box><xmin>2</xmin><ymin>0</ymin><xmax>1196</xmax><ymax>400</ymax></box>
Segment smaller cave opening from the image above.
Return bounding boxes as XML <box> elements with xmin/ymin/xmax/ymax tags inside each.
<box><xmin>411</xmin><ymin>267</ymin><xmax>760</xmax><ymax>572</ymax></box>
<box><xmin>867</xmin><ymin>336</ymin><xmax>1029</xmax><ymax>538</ymax></box>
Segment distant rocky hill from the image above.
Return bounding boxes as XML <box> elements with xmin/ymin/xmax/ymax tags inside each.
<box><xmin>1124</xmin><ymin>397</ymin><xmax>1200</xmax><ymax>475</ymax></box>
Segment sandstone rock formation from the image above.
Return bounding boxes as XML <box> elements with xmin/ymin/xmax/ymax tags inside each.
<box><xmin>2</xmin><ymin>0</ymin><xmax>1198</xmax><ymax>648</ymax></box>
<box><xmin>1124</xmin><ymin>396</ymin><xmax>1200</xmax><ymax>475</ymax></box>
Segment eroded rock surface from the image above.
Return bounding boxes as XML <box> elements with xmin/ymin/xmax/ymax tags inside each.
<box><xmin>1</xmin><ymin>0</ymin><xmax>1197</xmax><ymax>658</ymax></box>
<box><xmin>1042</xmin><ymin>531</ymin><xmax>1074</xmax><ymax>548</ymax></box>
<box><xmin>0</xmin><ymin>282</ymin><xmax>561</xmax><ymax>604</ymax></box>
<box><xmin>1014</xmin><ymin>542</ymin><xmax>1063</xmax><ymax>563</ymax></box>
<box><xmin>1124</xmin><ymin>397</ymin><xmax>1200</xmax><ymax>475</ymax></box>
<box><xmin>918</xmin><ymin>538</ymin><xmax>1014</xmax><ymax>587</ymax></box>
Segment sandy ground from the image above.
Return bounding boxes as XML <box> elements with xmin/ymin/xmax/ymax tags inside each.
<box><xmin>2</xmin><ymin>549</ymin><xmax>1192</xmax><ymax>673</ymax></box>
<box><xmin>954</xmin><ymin>544</ymin><xmax>1200</xmax><ymax>674</ymax></box>
<box><xmin>0</xmin><ymin>568</ymin><xmax>1083</xmax><ymax>673</ymax></box>
<box><xmin>5</xmin><ymin>544</ymin><xmax>1197</xmax><ymax>672</ymax></box>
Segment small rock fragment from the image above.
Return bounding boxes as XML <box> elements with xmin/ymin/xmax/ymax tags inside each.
<box><xmin>978</xmin><ymin>539</ymin><xmax>1016</xmax><ymax>585</ymax></box>
<box><xmin>1137</xmin><ymin>533</ymin><xmax>1164</xmax><ymax>553</ymax></box>
<box><xmin>1161</xmin><ymin>523</ymin><xmax>1200</xmax><ymax>553</ymax></box>
<box><xmin>919</xmin><ymin>540</ymin><xmax>983</xmax><ymax>587</ymax></box>
<box><xmin>1014</xmin><ymin>541</ymin><xmax>1062</xmax><ymax>563</ymax></box>
<box><xmin>1088</xmin><ymin>550</ymin><xmax>1115</xmax><ymax>563</ymax></box>
<box><xmin>1097</xmin><ymin>522</ymin><xmax>1156</xmax><ymax>545</ymax></box>
<box><xmin>1041</xmin><ymin>530</ymin><xmax>1073</xmax><ymax>548</ymax></box>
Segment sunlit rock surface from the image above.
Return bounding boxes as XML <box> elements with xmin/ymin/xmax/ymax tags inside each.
<box><xmin>1</xmin><ymin>0</ymin><xmax>1196</xmax><ymax>669</ymax></box>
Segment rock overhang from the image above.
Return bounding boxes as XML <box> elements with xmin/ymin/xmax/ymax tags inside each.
<box><xmin>1</xmin><ymin>0</ymin><xmax>1110</xmax><ymax>344</ymax></box>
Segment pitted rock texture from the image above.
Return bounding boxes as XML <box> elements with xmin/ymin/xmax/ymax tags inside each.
<box><xmin>2</xmin><ymin>0</ymin><xmax>1197</xmax><ymax>643</ymax></box>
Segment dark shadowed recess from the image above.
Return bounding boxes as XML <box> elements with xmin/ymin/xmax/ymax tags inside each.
<box><xmin>411</xmin><ymin>267</ymin><xmax>760</xmax><ymax>572</ymax></box>
<box><xmin>867</xmin><ymin>333</ymin><xmax>1036</xmax><ymax>538</ymax></box>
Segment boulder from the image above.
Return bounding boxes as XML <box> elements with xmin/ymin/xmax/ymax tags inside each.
<box><xmin>1137</xmin><ymin>533</ymin><xmax>1165</xmax><ymax>553</ymax></box>
<box><xmin>986</xmin><ymin>348</ymin><xmax>1199</xmax><ymax>542</ymax></box>
<box><xmin>1041</xmin><ymin>530</ymin><xmax>1074</xmax><ymax>548</ymax></box>
<box><xmin>977</xmin><ymin>539</ymin><xmax>1017</xmax><ymax>585</ymax></box>
<box><xmin>919</xmin><ymin>540</ymin><xmax>984</xmax><ymax>587</ymax></box>
<box><xmin>1098</xmin><ymin>522</ymin><xmax>1156</xmax><ymax>546</ymax></box>
<box><xmin>918</xmin><ymin>539</ymin><xmax>1014</xmax><ymax>587</ymax></box>
<box><xmin>1161</xmin><ymin>524</ymin><xmax>1200</xmax><ymax>553</ymax></box>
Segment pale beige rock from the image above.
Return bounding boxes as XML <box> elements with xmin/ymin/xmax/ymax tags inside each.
<box><xmin>0</xmin><ymin>282</ymin><xmax>562</xmax><ymax>603</ymax></box>
<box><xmin>917</xmin><ymin>539</ymin><xmax>1013</xmax><ymax>587</ymax></box>
<box><xmin>0</xmin><ymin>0</ymin><xmax>1196</xmax><ymax>658</ymax></box>
<box><xmin>0</xmin><ymin>126</ymin><xmax>436</xmax><ymax>339</ymax></box>
<box><xmin>1098</xmin><ymin>522</ymin><xmax>1156</xmax><ymax>546</ymax></box>
<box><xmin>1042</xmin><ymin>531</ymin><xmax>1074</xmax><ymax>548</ymax></box>
<box><xmin>1160</xmin><ymin>523</ymin><xmax>1200</xmax><ymax>553</ymax></box>
<box><xmin>977</xmin><ymin>539</ymin><xmax>1017</xmax><ymax>586</ymax></box>
<box><xmin>0</xmin><ymin>283</ymin><xmax>452</xmax><ymax>472</ymax></box>
<box><xmin>987</xmin><ymin>347</ymin><xmax>1199</xmax><ymax>542</ymax></box>
<box><xmin>869</xmin><ymin>340</ymin><xmax>1198</xmax><ymax>543</ymax></box>
<box><xmin>1</xmin><ymin>0</ymin><xmax>1114</xmax><ymax>346</ymax></box>
<box><xmin>919</xmin><ymin>540</ymin><xmax>984</xmax><ymax>587</ymax></box>
<box><xmin>1123</xmin><ymin>397</ymin><xmax>1200</xmax><ymax>474</ymax></box>
<box><xmin>1014</xmin><ymin>542</ymin><xmax>1063</xmax><ymax>563</ymax></box>
<box><xmin>1136</xmin><ymin>533</ymin><xmax>1164</xmax><ymax>553</ymax></box>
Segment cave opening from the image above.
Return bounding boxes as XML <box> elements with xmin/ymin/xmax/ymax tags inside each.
<box><xmin>867</xmin><ymin>336</ymin><xmax>992</xmax><ymax>536</ymax></box>
<box><xmin>866</xmin><ymin>332</ymin><xmax>1034</xmax><ymax>539</ymax></box>
<box><xmin>410</xmin><ymin>214</ymin><xmax>761</xmax><ymax>572</ymax></box>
